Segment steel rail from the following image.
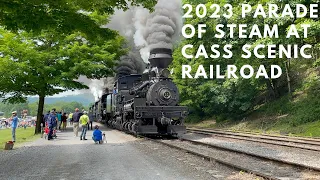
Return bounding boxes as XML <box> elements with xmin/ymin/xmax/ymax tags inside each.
<box><xmin>187</xmin><ymin>130</ymin><xmax>320</xmax><ymax>152</ymax></box>
<box><xmin>187</xmin><ymin>128</ymin><xmax>320</xmax><ymax>146</ymax></box>
<box><xmin>146</xmin><ymin>137</ymin><xmax>279</xmax><ymax>180</ymax></box>
<box><xmin>180</xmin><ymin>137</ymin><xmax>320</xmax><ymax>172</ymax></box>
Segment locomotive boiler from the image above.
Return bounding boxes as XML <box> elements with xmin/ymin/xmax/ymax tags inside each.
<box><xmin>91</xmin><ymin>48</ymin><xmax>188</xmax><ymax>136</ymax></box>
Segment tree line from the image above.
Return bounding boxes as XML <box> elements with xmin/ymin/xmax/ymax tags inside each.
<box><xmin>0</xmin><ymin>101</ymin><xmax>85</xmax><ymax>118</ymax></box>
<box><xmin>172</xmin><ymin>0</ymin><xmax>319</xmax><ymax>122</ymax></box>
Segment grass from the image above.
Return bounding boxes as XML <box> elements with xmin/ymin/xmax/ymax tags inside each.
<box><xmin>0</xmin><ymin>127</ymin><xmax>40</xmax><ymax>149</ymax></box>
<box><xmin>187</xmin><ymin>119</ymin><xmax>320</xmax><ymax>138</ymax></box>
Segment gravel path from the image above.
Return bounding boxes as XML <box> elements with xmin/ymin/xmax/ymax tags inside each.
<box><xmin>0</xmin><ymin>123</ymin><xmax>259</xmax><ymax>180</ymax></box>
<box><xmin>183</xmin><ymin>133</ymin><xmax>320</xmax><ymax>170</ymax></box>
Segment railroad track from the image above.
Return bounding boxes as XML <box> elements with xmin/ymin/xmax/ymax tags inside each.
<box><xmin>148</xmin><ymin>137</ymin><xmax>320</xmax><ymax>180</ymax></box>
<box><xmin>187</xmin><ymin>128</ymin><xmax>320</xmax><ymax>152</ymax></box>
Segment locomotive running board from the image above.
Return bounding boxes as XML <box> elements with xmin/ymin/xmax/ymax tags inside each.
<box><xmin>135</xmin><ymin>106</ymin><xmax>188</xmax><ymax>111</ymax></box>
<box><xmin>135</xmin><ymin>106</ymin><xmax>188</xmax><ymax>118</ymax></box>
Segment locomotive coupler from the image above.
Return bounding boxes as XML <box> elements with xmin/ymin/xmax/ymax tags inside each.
<box><xmin>160</xmin><ymin>113</ymin><xmax>171</xmax><ymax>125</ymax></box>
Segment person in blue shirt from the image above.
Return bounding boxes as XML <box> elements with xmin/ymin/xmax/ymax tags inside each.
<box><xmin>92</xmin><ymin>125</ymin><xmax>103</xmax><ymax>144</ymax></box>
<box><xmin>41</xmin><ymin>111</ymin><xmax>50</xmax><ymax>138</ymax></box>
<box><xmin>11</xmin><ymin>111</ymin><xmax>19</xmax><ymax>142</ymax></box>
<box><xmin>43</xmin><ymin>111</ymin><xmax>50</xmax><ymax>124</ymax></box>
<box><xmin>47</xmin><ymin>109</ymin><xmax>57</xmax><ymax>140</ymax></box>
<box><xmin>113</xmin><ymin>87</ymin><xmax>117</xmax><ymax>95</ymax></box>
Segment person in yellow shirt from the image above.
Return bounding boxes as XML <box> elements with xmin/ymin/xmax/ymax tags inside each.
<box><xmin>68</xmin><ymin>112</ymin><xmax>73</xmax><ymax>126</ymax></box>
<box><xmin>79</xmin><ymin>111</ymin><xmax>89</xmax><ymax>140</ymax></box>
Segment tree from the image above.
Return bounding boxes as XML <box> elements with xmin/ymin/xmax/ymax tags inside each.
<box><xmin>0</xmin><ymin>29</ymin><xmax>125</xmax><ymax>133</ymax></box>
<box><xmin>0</xmin><ymin>0</ymin><xmax>156</xmax><ymax>40</ymax></box>
<box><xmin>0</xmin><ymin>0</ymin><xmax>157</xmax><ymax>134</ymax></box>
<box><xmin>172</xmin><ymin>0</ymin><xmax>319</xmax><ymax>121</ymax></box>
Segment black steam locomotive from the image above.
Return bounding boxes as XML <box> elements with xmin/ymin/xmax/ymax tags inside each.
<box><xmin>90</xmin><ymin>48</ymin><xmax>188</xmax><ymax>136</ymax></box>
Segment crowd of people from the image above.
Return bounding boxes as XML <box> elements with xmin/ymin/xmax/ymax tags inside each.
<box><xmin>1</xmin><ymin>117</ymin><xmax>36</xmax><ymax>129</ymax></box>
<box><xmin>42</xmin><ymin>108</ymin><xmax>103</xmax><ymax>143</ymax></box>
<box><xmin>4</xmin><ymin>108</ymin><xmax>104</xmax><ymax>144</ymax></box>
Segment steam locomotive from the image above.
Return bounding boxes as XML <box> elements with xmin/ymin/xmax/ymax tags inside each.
<box><xmin>90</xmin><ymin>48</ymin><xmax>188</xmax><ymax>136</ymax></box>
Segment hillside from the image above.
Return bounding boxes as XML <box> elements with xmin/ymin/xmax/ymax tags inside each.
<box><xmin>187</xmin><ymin>64</ymin><xmax>320</xmax><ymax>137</ymax></box>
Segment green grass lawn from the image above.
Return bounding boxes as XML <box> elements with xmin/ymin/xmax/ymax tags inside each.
<box><xmin>0</xmin><ymin>127</ymin><xmax>40</xmax><ymax>149</ymax></box>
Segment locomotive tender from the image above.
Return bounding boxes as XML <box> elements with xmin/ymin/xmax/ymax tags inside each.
<box><xmin>90</xmin><ymin>48</ymin><xmax>188</xmax><ymax>136</ymax></box>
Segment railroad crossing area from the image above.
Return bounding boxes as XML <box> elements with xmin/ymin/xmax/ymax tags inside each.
<box><xmin>1</xmin><ymin>124</ymin><xmax>320</xmax><ymax>180</ymax></box>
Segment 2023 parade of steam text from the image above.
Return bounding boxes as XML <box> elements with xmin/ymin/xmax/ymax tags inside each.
<box><xmin>180</xmin><ymin>3</ymin><xmax>319</xmax><ymax>79</ymax></box>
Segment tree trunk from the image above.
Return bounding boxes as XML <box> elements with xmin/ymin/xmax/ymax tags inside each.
<box><xmin>35</xmin><ymin>95</ymin><xmax>45</xmax><ymax>134</ymax></box>
<box><xmin>265</xmin><ymin>78</ymin><xmax>276</xmax><ymax>100</ymax></box>
<box><xmin>284</xmin><ymin>60</ymin><xmax>292</xmax><ymax>98</ymax></box>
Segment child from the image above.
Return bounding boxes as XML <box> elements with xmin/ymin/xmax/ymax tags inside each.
<box><xmin>44</xmin><ymin>122</ymin><xmax>57</xmax><ymax>139</ymax></box>
<box><xmin>44</xmin><ymin>124</ymin><xmax>50</xmax><ymax>139</ymax></box>
<box><xmin>92</xmin><ymin>125</ymin><xmax>103</xmax><ymax>144</ymax></box>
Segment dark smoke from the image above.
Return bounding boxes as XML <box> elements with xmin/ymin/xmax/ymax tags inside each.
<box><xmin>115</xmin><ymin>48</ymin><xmax>146</xmax><ymax>78</ymax></box>
<box><xmin>107</xmin><ymin>0</ymin><xmax>182</xmax><ymax>77</ymax></box>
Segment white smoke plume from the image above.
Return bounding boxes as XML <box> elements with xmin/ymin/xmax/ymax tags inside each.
<box><xmin>77</xmin><ymin>76</ymin><xmax>105</xmax><ymax>101</ymax></box>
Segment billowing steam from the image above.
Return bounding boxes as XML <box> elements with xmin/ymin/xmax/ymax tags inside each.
<box><xmin>108</xmin><ymin>0</ymin><xmax>183</xmax><ymax>70</ymax></box>
<box><xmin>59</xmin><ymin>0</ymin><xmax>183</xmax><ymax>100</ymax></box>
<box><xmin>134</xmin><ymin>0</ymin><xmax>183</xmax><ymax>61</ymax></box>
<box><xmin>77</xmin><ymin>76</ymin><xmax>104</xmax><ymax>101</ymax></box>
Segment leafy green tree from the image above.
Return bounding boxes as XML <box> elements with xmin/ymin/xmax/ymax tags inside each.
<box><xmin>0</xmin><ymin>0</ymin><xmax>156</xmax><ymax>40</ymax></box>
<box><xmin>0</xmin><ymin>29</ymin><xmax>125</xmax><ymax>133</ymax></box>
<box><xmin>173</xmin><ymin>0</ymin><xmax>319</xmax><ymax>121</ymax></box>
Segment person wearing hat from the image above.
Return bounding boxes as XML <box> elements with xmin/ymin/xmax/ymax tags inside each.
<box><xmin>79</xmin><ymin>111</ymin><xmax>89</xmax><ymax>140</ymax></box>
<box><xmin>10</xmin><ymin>111</ymin><xmax>19</xmax><ymax>142</ymax></box>
<box><xmin>92</xmin><ymin>125</ymin><xmax>103</xmax><ymax>144</ymax></box>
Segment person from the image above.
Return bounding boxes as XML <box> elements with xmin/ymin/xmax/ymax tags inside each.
<box><xmin>43</xmin><ymin>111</ymin><xmax>50</xmax><ymax>122</ymax></box>
<box><xmin>41</xmin><ymin>111</ymin><xmax>50</xmax><ymax>138</ymax></box>
<box><xmin>11</xmin><ymin>111</ymin><xmax>19</xmax><ymax>142</ymax></box>
<box><xmin>62</xmin><ymin>113</ymin><xmax>67</xmax><ymax>131</ymax></box>
<box><xmin>68</xmin><ymin>112</ymin><xmax>73</xmax><ymax>126</ymax></box>
<box><xmin>72</xmin><ymin>108</ymin><xmax>83</xmax><ymax>137</ymax></box>
<box><xmin>92</xmin><ymin>125</ymin><xmax>103</xmax><ymax>144</ymax></box>
<box><xmin>113</xmin><ymin>87</ymin><xmax>117</xmax><ymax>95</ymax></box>
<box><xmin>23</xmin><ymin>119</ymin><xmax>27</xmax><ymax>130</ymax></box>
<box><xmin>47</xmin><ymin>109</ymin><xmax>57</xmax><ymax>140</ymax></box>
<box><xmin>57</xmin><ymin>112</ymin><xmax>62</xmax><ymax>130</ymax></box>
<box><xmin>79</xmin><ymin>111</ymin><xmax>89</xmax><ymax>140</ymax></box>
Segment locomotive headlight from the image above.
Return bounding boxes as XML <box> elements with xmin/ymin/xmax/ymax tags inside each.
<box><xmin>160</xmin><ymin>89</ymin><xmax>171</xmax><ymax>100</ymax></box>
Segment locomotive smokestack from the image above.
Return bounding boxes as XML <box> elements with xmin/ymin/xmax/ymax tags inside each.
<box><xmin>148</xmin><ymin>48</ymin><xmax>173</xmax><ymax>69</ymax></box>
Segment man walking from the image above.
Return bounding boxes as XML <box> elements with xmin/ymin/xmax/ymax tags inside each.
<box><xmin>57</xmin><ymin>112</ymin><xmax>62</xmax><ymax>131</ymax></box>
<box><xmin>47</xmin><ymin>109</ymin><xmax>57</xmax><ymax>140</ymax></box>
<box><xmin>72</xmin><ymin>108</ymin><xmax>82</xmax><ymax>137</ymax></box>
<box><xmin>80</xmin><ymin>111</ymin><xmax>89</xmax><ymax>140</ymax></box>
<box><xmin>11</xmin><ymin>111</ymin><xmax>18</xmax><ymax>142</ymax></box>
